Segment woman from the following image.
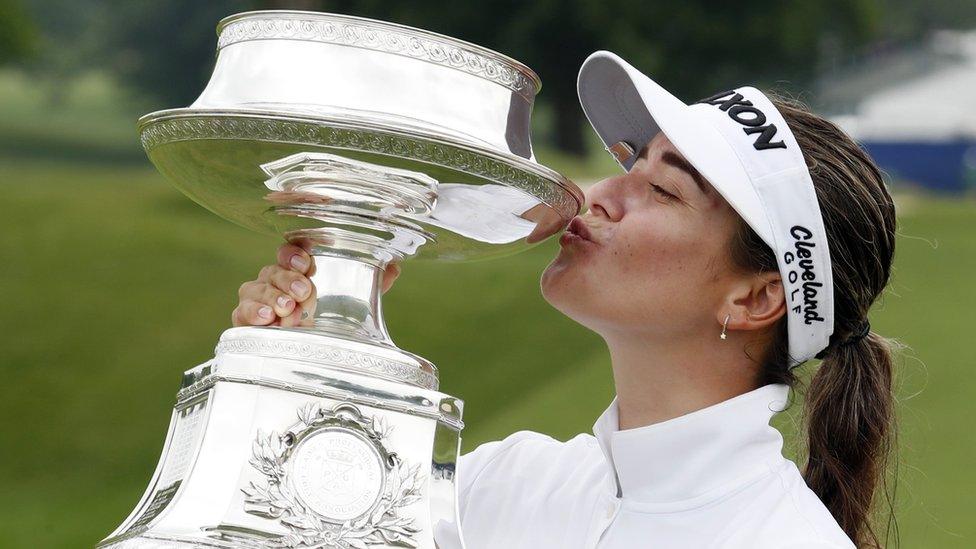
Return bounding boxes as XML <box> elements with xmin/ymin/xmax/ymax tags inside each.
<box><xmin>232</xmin><ymin>52</ymin><xmax>897</xmax><ymax>548</ymax></box>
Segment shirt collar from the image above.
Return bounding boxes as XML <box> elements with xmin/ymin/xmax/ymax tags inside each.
<box><xmin>591</xmin><ymin>384</ymin><xmax>790</xmax><ymax>503</ymax></box>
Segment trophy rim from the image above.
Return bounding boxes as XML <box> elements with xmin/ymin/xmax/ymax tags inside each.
<box><xmin>137</xmin><ymin>107</ymin><xmax>585</xmax><ymax>219</ymax></box>
<box><xmin>215</xmin><ymin>10</ymin><xmax>543</xmax><ymax>96</ymax></box>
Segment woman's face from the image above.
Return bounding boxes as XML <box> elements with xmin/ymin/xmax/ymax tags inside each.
<box><xmin>540</xmin><ymin>133</ymin><xmax>743</xmax><ymax>339</ymax></box>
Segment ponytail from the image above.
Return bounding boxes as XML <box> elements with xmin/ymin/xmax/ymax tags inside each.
<box><xmin>804</xmin><ymin>331</ymin><xmax>897</xmax><ymax>547</ymax></box>
<box><xmin>730</xmin><ymin>96</ymin><xmax>900</xmax><ymax>547</ymax></box>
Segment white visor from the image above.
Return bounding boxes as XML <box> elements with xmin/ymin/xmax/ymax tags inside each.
<box><xmin>578</xmin><ymin>50</ymin><xmax>834</xmax><ymax>366</ymax></box>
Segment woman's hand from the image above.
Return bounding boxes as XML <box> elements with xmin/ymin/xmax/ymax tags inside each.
<box><xmin>231</xmin><ymin>243</ymin><xmax>401</xmax><ymax>327</ymax></box>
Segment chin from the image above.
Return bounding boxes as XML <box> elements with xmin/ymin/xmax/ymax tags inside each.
<box><xmin>542</xmin><ymin>257</ymin><xmax>658</xmax><ymax>335</ymax></box>
<box><xmin>540</xmin><ymin>257</ymin><xmax>593</xmax><ymax>322</ymax></box>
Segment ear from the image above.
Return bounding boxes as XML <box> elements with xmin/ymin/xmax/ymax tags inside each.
<box><xmin>717</xmin><ymin>271</ymin><xmax>786</xmax><ymax>334</ymax></box>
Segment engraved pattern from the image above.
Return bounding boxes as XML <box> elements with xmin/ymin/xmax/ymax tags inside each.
<box><xmin>214</xmin><ymin>335</ymin><xmax>438</xmax><ymax>390</ymax></box>
<box><xmin>140</xmin><ymin>116</ymin><xmax>579</xmax><ymax>221</ymax></box>
<box><xmin>217</xmin><ymin>15</ymin><xmax>538</xmax><ymax>100</ymax></box>
<box><xmin>243</xmin><ymin>402</ymin><xmax>424</xmax><ymax>548</ymax></box>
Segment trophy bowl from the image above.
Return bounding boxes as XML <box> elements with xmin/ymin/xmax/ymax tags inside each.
<box><xmin>139</xmin><ymin>10</ymin><xmax>581</xmax><ymax>263</ymax></box>
<box><xmin>100</xmin><ymin>10</ymin><xmax>582</xmax><ymax>549</ymax></box>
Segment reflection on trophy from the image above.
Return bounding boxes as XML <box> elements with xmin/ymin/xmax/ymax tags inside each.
<box><xmin>100</xmin><ymin>10</ymin><xmax>581</xmax><ymax>549</ymax></box>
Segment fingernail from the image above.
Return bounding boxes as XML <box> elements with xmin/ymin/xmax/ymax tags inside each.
<box><xmin>258</xmin><ymin>306</ymin><xmax>273</xmax><ymax>319</ymax></box>
<box><xmin>277</xmin><ymin>296</ymin><xmax>293</xmax><ymax>309</ymax></box>
<box><xmin>290</xmin><ymin>255</ymin><xmax>308</xmax><ymax>271</ymax></box>
<box><xmin>291</xmin><ymin>280</ymin><xmax>309</xmax><ymax>297</ymax></box>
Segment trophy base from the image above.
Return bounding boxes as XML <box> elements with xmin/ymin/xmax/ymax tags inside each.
<box><xmin>99</xmin><ymin>327</ymin><xmax>465</xmax><ymax>549</ymax></box>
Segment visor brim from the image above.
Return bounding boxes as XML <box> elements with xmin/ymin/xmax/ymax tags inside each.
<box><xmin>577</xmin><ymin>50</ymin><xmax>775</xmax><ymax>245</ymax></box>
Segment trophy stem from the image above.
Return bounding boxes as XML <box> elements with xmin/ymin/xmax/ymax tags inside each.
<box><xmin>304</xmin><ymin>250</ymin><xmax>393</xmax><ymax>346</ymax></box>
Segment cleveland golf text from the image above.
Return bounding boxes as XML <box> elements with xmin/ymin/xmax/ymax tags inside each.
<box><xmin>784</xmin><ymin>225</ymin><xmax>825</xmax><ymax>324</ymax></box>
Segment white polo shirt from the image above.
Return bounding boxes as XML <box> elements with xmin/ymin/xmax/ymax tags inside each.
<box><xmin>453</xmin><ymin>384</ymin><xmax>854</xmax><ymax>548</ymax></box>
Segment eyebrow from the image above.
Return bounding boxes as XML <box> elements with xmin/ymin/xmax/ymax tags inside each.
<box><xmin>659</xmin><ymin>151</ymin><xmax>711</xmax><ymax>196</ymax></box>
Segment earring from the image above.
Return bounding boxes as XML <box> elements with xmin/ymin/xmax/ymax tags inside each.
<box><xmin>720</xmin><ymin>314</ymin><xmax>731</xmax><ymax>340</ymax></box>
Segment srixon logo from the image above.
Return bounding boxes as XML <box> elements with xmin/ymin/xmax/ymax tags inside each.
<box><xmin>783</xmin><ymin>225</ymin><xmax>825</xmax><ymax>325</ymax></box>
<box><xmin>698</xmin><ymin>90</ymin><xmax>787</xmax><ymax>151</ymax></box>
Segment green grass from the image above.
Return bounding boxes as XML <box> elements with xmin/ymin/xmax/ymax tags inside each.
<box><xmin>0</xmin><ymin>69</ymin><xmax>146</xmax><ymax>163</ymax></box>
<box><xmin>0</xmin><ymin>69</ymin><xmax>974</xmax><ymax>547</ymax></box>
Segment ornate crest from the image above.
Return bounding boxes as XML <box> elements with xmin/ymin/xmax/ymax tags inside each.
<box><xmin>243</xmin><ymin>402</ymin><xmax>424</xmax><ymax>548</ymax></box>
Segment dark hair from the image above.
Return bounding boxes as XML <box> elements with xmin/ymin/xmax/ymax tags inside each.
<box><xmin>728</xmin><ymin>96</ymin><xmax>898</xmax><ymax>547</ymax></box>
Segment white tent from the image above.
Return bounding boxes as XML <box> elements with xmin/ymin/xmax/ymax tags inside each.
<box><xmin>829</xmin><ymin>30</ymin><xmax>976</xmax><ymax>142</ymax></box>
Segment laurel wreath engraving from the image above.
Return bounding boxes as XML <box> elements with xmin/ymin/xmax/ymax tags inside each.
<box><xmin>242</xmin><ymin>402</ymin><xmax>425</xmax><ymax>548</ymax></box>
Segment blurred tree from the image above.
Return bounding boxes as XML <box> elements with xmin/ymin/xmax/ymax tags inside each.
<box><xmin>26</xmin><ymin>0</ymin><xmax>976</xmax><ymax>154</ymax></box>
<box><xmin>279</xmin><ymin>0</ymin><xmax>882</xmax><ymax>154</ymax></box>
<box><xmin>0</xmin><ymin>0</ymin><xmax>37</xmax><ymax>64</ymax></box>
<box><xmin>91</xmin><ymin>0</ymin><xmax>251</xmax><ymax>110</ymax></box>
<box><xmin>21</xmin><ymin>0</ymin><xmax>104</xmax><ymax>104</ymax></box>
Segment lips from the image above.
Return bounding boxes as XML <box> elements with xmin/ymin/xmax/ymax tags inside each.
<box><xmin>569</xmin><ymin>217</ymin><xmax>593</xmax><ymax>240</ymax></box>
<box><xmin>562</xmin><ymin>216</ymin><xmax>596</xmax><ymax>245</ymax></box>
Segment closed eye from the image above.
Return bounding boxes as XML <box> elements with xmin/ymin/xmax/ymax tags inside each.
<box><xmin>650</xmin><ymin>183</ymin><xmax>679</xmax><ymax>201</ymax></box>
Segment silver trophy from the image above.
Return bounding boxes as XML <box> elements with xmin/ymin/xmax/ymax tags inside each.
<box><xmin>99</xmin><ymin>10</ymin><xmax>582</xmax><ymax>549</ymax></box>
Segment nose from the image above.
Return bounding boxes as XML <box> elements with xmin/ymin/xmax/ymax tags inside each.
<box><xmin>584</xmin><ymin>174</ymin><xmax>627</xmax><ymax>221</ymax></box>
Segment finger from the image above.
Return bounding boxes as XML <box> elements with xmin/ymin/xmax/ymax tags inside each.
<box><xmin>297</xmin><ymin>283</ymin><xmax>317</xmax><ymax>326</ymax></box>
<box><xmin>293</xmin><ymin>238</ymin><xmax>318</xmax><ymax>278</ymax></box>
<box><xmin>257</xmin><ymin>265</ymin><xmax>314</xmax><ymax>302</ymax></box>
<box><xmin>252</xmin><ymin>281</ymin><xmax>297</xmax><ymax>318</ymax></box>
<box><xmin>232</xmin><ymin>300</ymin><xmax>276</xmax><ymax>327</ymax></box>
<box><xmin>278</xmin><ymin>304</ymin><xmax>305</xmax><ymax>328</ymax></box>
<box><xmin>237</xmin><ymin>279</ymin><xmax>281</xmax><ymax>305</ymax></box>
<box><xmin>381</xmin><ymin>263</ymin><xmax>401</xmax><ymax>294</ymax></box>
<box><xmin>277</xmin><ymin>243</ymin><xmax>312</xmax><ymax>274</ymax></box>
<box><xmin>256</xmin><ymin>264</ymin><xmax>276</xmax><ymax>283</ymax></box>
<box><xmin>238</xmin><ymin>280</ymin><xmax>297</xmax><ymax>317</ymax></box>
<box><xmin>267</xmin><ymin>265</ymin><xmax>314</xmax><ymax>303</ymax></box>
<box><xmin>279</xmin><ymin>283</ymin><xmax>318</xmax><ymax>328</ymax></box>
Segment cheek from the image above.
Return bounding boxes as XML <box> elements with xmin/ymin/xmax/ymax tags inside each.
<box><xmin>540</xmin><ymin>208</ymin><xmax>733</xmax><ymax>333</ymax></box>
<box><xmin>603</xmin><ymin>215</ymin><xmax>723</xmax><ymax>320</ymax></box>
<box><xmin>614</xmin><ymin>216</ymin><xmax>697</xmax><ymax>283</ymax></box>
